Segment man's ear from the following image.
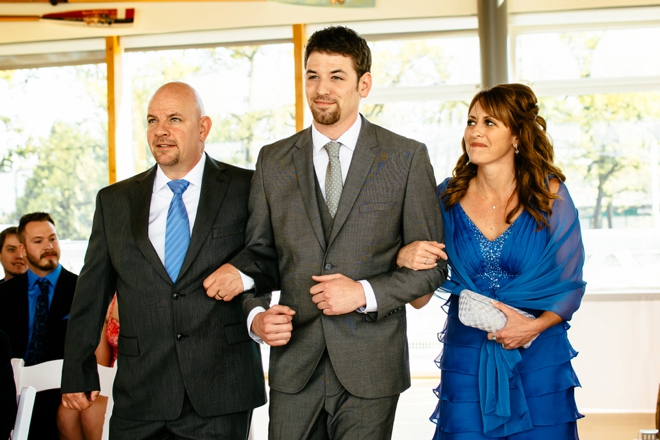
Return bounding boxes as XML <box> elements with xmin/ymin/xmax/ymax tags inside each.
<box><xmin>358</xmin><ymin>72</ymin><xmax>373</xmax><ymax>99</ymax></box>
<box><xmin>199</xmin><ymin>116</ymin><xmax>212</xmax><ymax>142</ymax></box>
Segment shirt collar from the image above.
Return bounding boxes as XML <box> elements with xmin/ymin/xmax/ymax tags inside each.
<box><xmin>311</xmin><ymin>114</ymin><xmax>362</xmax><ymax>153</ymax></box>
<box><xmin>27</xmin><ymin>264</ymin><xmax>62</xmax><ymax>288</ymax></box>
<box><xmin>153</xmin><ymin>152</ymin><xmax>206</xmax><ymax>193</ymax></box>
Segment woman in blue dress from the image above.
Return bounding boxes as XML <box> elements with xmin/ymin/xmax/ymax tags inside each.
<box><xmin>397</xmin><ymin>83</ymin><xmax>586</xmax><ymax>439</ymax></box>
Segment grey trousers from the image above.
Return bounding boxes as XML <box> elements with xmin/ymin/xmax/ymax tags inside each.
<box><xmin>268</xmin><ymin>351</ymin><xmax>400</xmax><ymax>440</ymax></box>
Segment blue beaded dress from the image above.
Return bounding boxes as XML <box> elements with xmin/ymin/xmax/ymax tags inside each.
<box><xmin>431</xmin><ymin>178</ymin><xmax>586</xmax><ymax>440</ymax></box>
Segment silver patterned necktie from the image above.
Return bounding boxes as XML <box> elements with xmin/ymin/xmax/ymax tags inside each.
<box><xmin>324</xmin><ymin>141</ymin><xmax>343</xmax><ymax>218</ymax></box>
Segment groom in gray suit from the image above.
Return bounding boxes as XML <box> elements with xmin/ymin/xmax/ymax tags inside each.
<box><xmin>61</xmin><ymin>82</ymin><xmax>266</xmax><ymax>439</ymax></box>
<box><xmin>205</xmin><ymin>27</ymin><xmax>447</xmax><ymax>439</ymax></box>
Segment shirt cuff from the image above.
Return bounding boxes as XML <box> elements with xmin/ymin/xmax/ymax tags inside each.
<box><xmin>247</xmin><ymin>307</ymin><xmax>266</xmax><ymax>343</ymax></box>
<box><xmin>357</xmin><ymin>280</ymin><xmax>377</xmax><ymax>313</ymax></box>
<box><xmin>238</xmin><ymin>270</ymin><xmax>255</xmax><ymax>291</ymax></box>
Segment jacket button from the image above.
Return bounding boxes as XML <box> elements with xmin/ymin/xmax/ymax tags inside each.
<box><xmin>173</xmin><ymin>293</ymin><xmax>180</xmax><ymax>300</ymax></box>
<box><xmin>324</xmin><ymin>263</ymin><xmax>332</xmax><ymax>270</ymax></box>
<box><xmin>176</xmin><ymin>334</ymin><xmax>185</xmax><ymax>341</ymax></box>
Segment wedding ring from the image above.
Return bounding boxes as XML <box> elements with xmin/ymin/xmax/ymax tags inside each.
<box><xmin>424</xmin><ymin>258</ymin><xmax>430</xmax><ymax>265</ymax></box>
<box><xmin>501</xmin><ymin>343</ymin><xmax>506</xmax><ymax>349</ymax></box>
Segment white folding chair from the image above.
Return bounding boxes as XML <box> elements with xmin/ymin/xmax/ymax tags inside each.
<box><xmin>638</xmin><ymin>429</ymin><xmax>659</xmax><ymax>440</ymax></box>
<box><xmin>9</xmin><ymin>359</ymin><xmax>117</xmax><ymax>440</ymax></box>
<box><xmin>10</xmin><ymin>358</ymin><xmax>63</xmax><ymax>440</ymax></box>
<box><xmin>97</xmin><ymin>364</ymin><xmax>117</xmax><ymax>440</ymax></box>
<box><xmin>11</xmin><ymin>385</ymin><xmax>36</xmax><ymax>440</ymax></box>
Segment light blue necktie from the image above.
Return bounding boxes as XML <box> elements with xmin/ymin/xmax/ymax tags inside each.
<box><xmin>165</xmin><ymin>179</ymin><xmax>191</xmax><ymax>282</ymax></box>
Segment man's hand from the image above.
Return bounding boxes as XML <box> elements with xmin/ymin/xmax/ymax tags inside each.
<box><xmin>61</xmin><ymin>391</ymin><xmax>100</xmax><ymax>411</ymax></box>
<box><xmin>252</xmin><ymin>305</ymin><xmax>295</xmax><ymax>346</ymax></box>
<box><xmin>203</xmin><ymin>264</ymin><xmax>244</xmax><ymax>301</ymax></box>
<box><xmin>310</xmin><ymin>274</ymin><xmax>366</xmax><ymax>315</ymax></box>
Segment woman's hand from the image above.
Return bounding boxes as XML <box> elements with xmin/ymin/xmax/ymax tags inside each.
<box><xmin>396</xmin><ymin>241</ymin><xmax>447</xmax><ymax>271</ymax></box>
<box><xmin>487</xmin><ymin>303</ymin><xmax>562</xmax><ymax>350</ymax></box>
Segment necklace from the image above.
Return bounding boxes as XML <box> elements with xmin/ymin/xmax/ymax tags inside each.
<box><xmin>475</xmin><ymin>180</ymin><xmax>516</xmax><ymax>210</ymax></box>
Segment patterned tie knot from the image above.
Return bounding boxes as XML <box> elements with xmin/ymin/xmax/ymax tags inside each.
<box><xmin>325</xmin><ymin>141</ymin><xmax>341</xmax><ymax>159</ymax></box>
<box><xmin>167</xmin><ymin>179</ymin><xmax>190</xmax><ymax>195</ymax></box>
<box><xmin>37</xmin><ymin>278</ymin><xmax>49</xmax><ymax>291</ymax></box>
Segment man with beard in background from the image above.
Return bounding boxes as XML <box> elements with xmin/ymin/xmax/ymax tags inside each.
<box><xmin>0</xmin><ymin>212</ymin><xmax>77</xmax><ymax>439</ymax></box>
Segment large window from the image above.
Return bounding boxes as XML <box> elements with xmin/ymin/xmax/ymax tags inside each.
<box><xmin>365</xmin><ymin>34</ymin><xmax>480</xmax><ymax>183</ymax></box>
<box><xmin>0</xmin><ymin>64</ymin><xmax>107</xmax><ymax>251</ymax></box>
<box><xmin>514</xmin><ymin>27</ymin><xmax>660</xmax><ymax>293</ymax></box>
<box><xmin>124</xmin><ymin>42</ymin><xmax>295</xmax><ymax>174</ymax></box>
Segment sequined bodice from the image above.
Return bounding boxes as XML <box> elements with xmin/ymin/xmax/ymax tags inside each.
<box><xmin>459</xmin><ymin>206</ymin><xmax>519</xmax><ymax>292</ymax></box>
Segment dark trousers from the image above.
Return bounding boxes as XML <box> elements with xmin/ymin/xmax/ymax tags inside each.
<box><xmin>28</xmin><ymin>389</ymin><xmax>60</xmax><ymax>440</ymax></box>
<box><xmin>269</xmin><ymin>351</ymin><xmax>400</xmax><ymax>440</ymax></box>
<box><xmin>109</xmin><ymin>392</ymin><xmax>252</xmax><ymax>440</ymax></box>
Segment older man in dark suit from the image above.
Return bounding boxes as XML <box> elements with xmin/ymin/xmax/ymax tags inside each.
<box><xmin>61</xmin><ymin>82</ymin><xmax>266</xmax><ymax>439</ymax></box>
<box><xmin>0</xmin><ymin>212</ymin><xmax>77</xmax><ymax>439</ymax></box>
<box><xmin>204</xmin><ymin>27</ymin><xmax>448</xmax><ymax>439</ymax></box>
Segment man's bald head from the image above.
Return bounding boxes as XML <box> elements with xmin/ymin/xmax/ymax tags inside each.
<box><xmin>149</xmin><ymin>82</ymin><xmax>207</xmax><ymax>118</ymax></box>
<box><xmin>146</xmin><ymin>81</ymin><xmax>212</xmax><ymax>180</ymax></box>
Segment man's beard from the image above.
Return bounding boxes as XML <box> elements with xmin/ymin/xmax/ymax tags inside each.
<box><xmin>27</xmin><ymin>251</ymin><xmax>58</xmax><ymax>272</ymax></box>
<box><xmin>152</xmin><ymin>141</ymin><xmax>180</xmax><ymax>167</ymax></box>
<box><xmin>310</xmin><ymin>99</ymin><xmax>341</xmax><ymax>126</ymax></box>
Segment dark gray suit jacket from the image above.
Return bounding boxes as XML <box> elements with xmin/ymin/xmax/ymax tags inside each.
<box><xmin>233</xmin><ymin>117</ymin><xmax>447</xmax><ymax>399</ymax></box>
<box><xmin>62</xmin><ymin>155</ymin><xmax>266</xmax><ymax>420</ymax></box>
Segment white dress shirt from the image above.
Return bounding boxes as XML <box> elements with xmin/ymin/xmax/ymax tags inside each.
<box><xmin>246</xmin><ymin>115</ymin><xmax>378</xmax><ymax>340</ymax></box>
<box><xmin>148</xmin><ymin>154</ymin><xmax>205</xmax><ymax>262</ymax></box>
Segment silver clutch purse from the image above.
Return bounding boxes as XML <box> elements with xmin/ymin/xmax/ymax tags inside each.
<box><xmin>458</xmin><ymin>289</ymin><xmax>538</xmax><ymax>349</ymax></box>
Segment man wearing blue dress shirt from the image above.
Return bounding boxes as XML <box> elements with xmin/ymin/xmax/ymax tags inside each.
<box><xmin>0</xmin><ymin>212</ymin><xmax>77</xmax><ymax>439</ymax></box>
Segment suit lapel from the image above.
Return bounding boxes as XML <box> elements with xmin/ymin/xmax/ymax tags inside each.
<box><xmin>328</xmin><ymin>117</ymin><xmax>377</xmax><ymax>247</ymax></box>
<box><xmin>129</xmin><ymin>166</ymin><xmax>172</xmax><ymax>284</ymax></box>
<box><xmin>48</xmin><ymin>268</ymin><xmax>70</xmax><ymax>321</ymax></box>
<box><xmin>15</xmin><ymin>275</ymin><xmax>30</xmax><ymax>353</ymax></box>
<box><xmin>177</xmin><ymin>156</ymin><xmax>228</xmax><ymax>279</ymax></box>
<box><xmin>293</xmin><ymin>129</ymin><xmax>326</xmax><ymax>251</ymax></box>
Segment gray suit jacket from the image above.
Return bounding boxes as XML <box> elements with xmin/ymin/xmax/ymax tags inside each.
<box><xmin>62</xmin><ymin>155</ymin><xmax>266</xmax><ymax>420</ymax></box>
<box><xmin>233</xmin><ymin>117</ymin><xmax>447</xmax><ymax>399</ymax></box>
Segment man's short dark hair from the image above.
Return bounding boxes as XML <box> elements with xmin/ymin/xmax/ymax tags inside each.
<box><xmin>0</xmin><ymin>226</ymin><xmax>18</xmax><ymax>250</ymax></box>
<box><xmin>17</xmin><ymin>212</ymin><xmax>55</xmax><ymax>244</ymax></box>
<box><xmin>304</xmin><ymin>26</ymin><xmax>372</xmax><ymax>80</ymax></box>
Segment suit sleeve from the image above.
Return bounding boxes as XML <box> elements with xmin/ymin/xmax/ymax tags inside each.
<box><xmin>367</xmin><ymin>143</ymin><xmax>448</xmax><ymax>320</ymax></box>
<box><xmin>61</xmin><ymin>191</ymin><xmax>116</xmax><ymax>393</ymax></box>
<box><xmin>232</xmin><ymin>148</ymin><xmax>277</xmax><ymax>315</ymax></box>
<box><xmin>0</xmin><ymin>330</ymin><xmax>16</xmax><ymax>440</ymax></box>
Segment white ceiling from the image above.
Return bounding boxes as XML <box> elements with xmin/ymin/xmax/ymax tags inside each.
<box><xmin>0</xmin><ymin>0</ymin><xmax>658</xmax><ymax>46</ymax></box>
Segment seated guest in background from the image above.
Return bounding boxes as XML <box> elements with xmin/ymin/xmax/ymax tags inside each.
<box><xmin>0</xmin><ymin>329</ymin><xmax>17</xmax><ymax>440</ymax></box>
<box><xmin>0</xmin><ymin>212</ymin><xmax>77</xmax><ymax>440</ymax></box>
<box><xmin>57</xmin><ymin>294</ymin><xmax>119</xmax><ymax>440</ymax></box>
<box><xmin>0</xmin><ymin>226</ymin><xmax>26</xmax><ymax>282</ymax></box>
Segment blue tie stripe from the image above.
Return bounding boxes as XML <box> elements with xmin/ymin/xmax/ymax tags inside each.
<box><xmin>165</xmin><ymin>179</ymin><xmax>191</xmax><ymax>282</ymax></box>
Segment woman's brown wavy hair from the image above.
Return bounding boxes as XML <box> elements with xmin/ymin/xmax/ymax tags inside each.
<box><xmin>442</xmin><ymin>83</ymin><xmax>565</xmax><ymax>230</ymax></box>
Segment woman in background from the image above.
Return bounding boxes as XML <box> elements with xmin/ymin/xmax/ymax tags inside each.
<box><xmin>58</xmin><ymin>294</ymin><xmax>118</xmax><ymax>440</ymax></box>
<box><xmin>398</xmin><ymin>83</ymin><xmax>586</xmax><ymax>439</ymax></box>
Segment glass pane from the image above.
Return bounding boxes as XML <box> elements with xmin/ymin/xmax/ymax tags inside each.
<box><xmin>0</xmin><ymin>65</ymin><xmax>108</xmax><ymax>251</ymax></box>
<box><xmin>370</xmin><ymin>35</ymin><xmax>480</xmax><ymax>87</ymax></box>
<box><xmin>540</xmin><ymin>92</ymin><xmax>660</xmax><ymax>230</ymax></box>
<box><xmin>516</xmin><ymin>27</ymin><xmax>660</xmax><ymax>81</ymax></box>
<box><xmin>125</xmin><ymin>43</ymin><xmax>295</xmax><ymax>172</ymax></box>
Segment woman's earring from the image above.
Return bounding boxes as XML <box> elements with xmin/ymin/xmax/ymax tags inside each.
<box><xmin>513</xmin><ymin>143</ymin><xmax>519</xmax><ymax>154</ymax></box>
